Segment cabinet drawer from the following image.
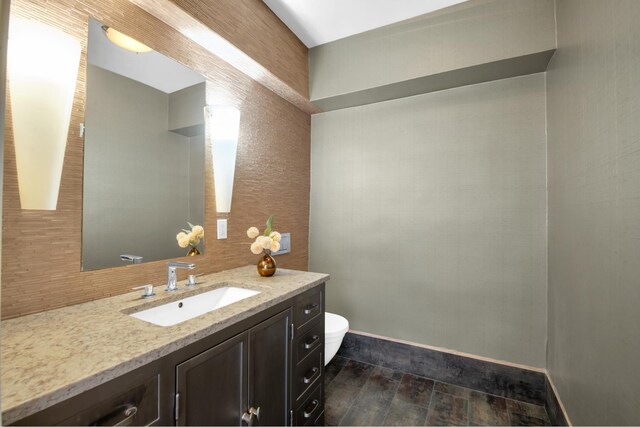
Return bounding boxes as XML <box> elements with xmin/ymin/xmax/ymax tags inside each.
<box><xmin>294</xmin><ymin>383</ymin><xmax>323</xmax><ymax>426</ymax></box>
<box><xmin>294</xmin><ymin>288</ymin><xmax>323</xmax><ymax>331</ymax></box>
<box><xmin>15</xmin><ymin>372</ymin><xmax>161</xmax><ymax>426</ymax></box>
<box><xmin>296</xmin><ymin>319</ymin><xmax>324</xmax><ymax>364</ymax></box>
<box><xmin>313</xmin><ymin>411</ymin><xmax>324</xmax><ymax>426</ymax></box>
<box><xmin>62</xmin><ymin>375</ymin><xmax>159</xmax><ymax>426</ymax></box>
<box><xmin>294</xmin><ymin>347</ymin><xmax>323</xmax><ymax>401</ymax></box>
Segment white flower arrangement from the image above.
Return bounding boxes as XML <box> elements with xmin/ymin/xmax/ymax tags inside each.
<box><xmin>247</xmin><ymin>215</ymin><xmax>281</xmax><ymax>255</ymax></box>
<box><xmin>176</xmin><ymin>223</ymin><xmax>204</xmax><ymax>249</ymax></box>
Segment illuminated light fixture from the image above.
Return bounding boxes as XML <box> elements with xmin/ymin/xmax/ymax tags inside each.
<box><xmin>102</xmin><ymin>25</ymin><xmax>152</xmax><ymax>53</ymax></box>
<box><xmin>206</xmin><ymin>105</ymin><xmax>241</xmax><ymax>213</ymax></box>
<box><xmin>7</xmin><ymin>18</ymin><xmax>81</xmax><ymax>210</ymax></box>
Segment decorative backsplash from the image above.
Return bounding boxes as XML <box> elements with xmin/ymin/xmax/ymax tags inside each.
<box><xmin>2</xmin><ymin>0</ymin><xmax>311</xmax><ymax>319</ymax></box>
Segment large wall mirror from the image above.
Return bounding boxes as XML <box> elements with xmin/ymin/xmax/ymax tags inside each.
<box><xmin>82</xmin><ymin>18</ymin><xmax>206</xmax><ymax>271</ymax></box>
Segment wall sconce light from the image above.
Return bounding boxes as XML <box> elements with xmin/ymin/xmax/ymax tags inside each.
<box><xmin>7</xmin><ymin>17</ymin><xmax>81</xmax><ymax>210</ymax></box>
<box><xmin>101</xmin><ymin>25</ymin><xmax>152</xmax><ymax>54</ymax></box>
<box><xmin>206</xmin><ymin>105</ymin><xmax>241</xmax><ymax>213</ymax></box>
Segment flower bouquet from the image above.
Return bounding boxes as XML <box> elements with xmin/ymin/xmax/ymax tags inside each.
<box><xmin>247</xmin><ymin>215</ymin><xmax>281</xmax><ymax>276</ymax></box>
<box><xmin>176</xmin><ymin>223</ymin><xmax>204</xmax><ymax>256</ymax></box>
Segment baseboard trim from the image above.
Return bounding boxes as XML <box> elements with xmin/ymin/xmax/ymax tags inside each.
<box><xmin>337</xmin><ymin>331</ymin><xmax>546</xmax><ymax>405</ymax></box>
<box><xmin>546</xmin><ymin>374</ymin><xmax>572</xmax><ymax>426</ymax></box>
<box><xmin>349</xmin><ymin>329</ymin><xmax>546</xmax><ymax>373</ymax></box>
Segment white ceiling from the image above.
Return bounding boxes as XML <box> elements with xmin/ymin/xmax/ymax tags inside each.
<box><xmin>87</xmin><ymin>19</ymin><xmax>204</xmax><ymax>94</ymax></box>
<box><xmin>263</xmin><ymin>0</ymin><xmax>468</xmax><ymax>48</ymax></box>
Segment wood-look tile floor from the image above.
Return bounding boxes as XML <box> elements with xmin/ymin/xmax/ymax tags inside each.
<box><xmin>324</xmin><ymin>357</ymin><xmax>551</xmax><ymax>426</ymax></box>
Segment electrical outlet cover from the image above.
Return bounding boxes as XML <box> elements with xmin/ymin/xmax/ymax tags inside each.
<box><xmin>217</xmin><ymin>219</ymin><xmax>227</xmax><ymax>239</ymax></box>
<box><xmin>272</xmin><ymin>232</ymin><xmax>291</xmax><ymax>256</ymax></box>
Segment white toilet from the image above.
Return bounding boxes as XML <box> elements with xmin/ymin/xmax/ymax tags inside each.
<box><xmin>324</xmin><ymin>312</ymin><xmax>349</xmax><ymax>365</ymax></box>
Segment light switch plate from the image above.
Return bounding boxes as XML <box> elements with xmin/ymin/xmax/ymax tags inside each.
<box><xmin>272</xmin><ymin>232</ymin><xmax>291</xmax><ymax>256</ymax></box>
<box><xmin>217</xmin><ymin>219</ymin><xmax>227</xmax><ymax>239</ymax></box>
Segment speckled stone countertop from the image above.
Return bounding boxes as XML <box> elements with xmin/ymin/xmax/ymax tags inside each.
<box><xmin>1</xmin><ymin>266</ymin><xmax>329</xmax><ymax>424</ymax></box>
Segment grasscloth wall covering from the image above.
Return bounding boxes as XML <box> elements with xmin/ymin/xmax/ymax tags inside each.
<box><xmin>0</xmin><ymin>0</ymin><xmax>8</xmax><ymax>309</ymax></box>
<box><xmin>2</xmin><ymin>0</ymin><xmax>310</xmax><ymax>319</ymax></box>
<box><xmin>169</xmin><ymin>0</ymin><xmax>309</xmax><ymax>98</ymax></box>
<box><xmin>546</xmin><ymin>0</ymin><xmax>640</xmax><ymax>424</ymax></box>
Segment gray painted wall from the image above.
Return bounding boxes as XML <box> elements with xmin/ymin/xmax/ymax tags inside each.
<box><xmin>309</xmin><ymin>0</ymin><xmax>556</xmax><ymax>103</ymax></box>
<box><xmin>310</xmin><ymin>74</ymin><xmax>548</xmax><ymax>367</ymax></box>
<box><xmin>546</xmin><ymin>0</ymin><xmax>640</xmax><ymax>424</ymax></box>
<box><xmin>168</xmin><ymin>82</ymin><xmax>205</xmax><ymax>135</ymax></box>
<box><xmin>82</xmin><ymin>64</ymin><xmax>204</xmax><ymax>270</ymax></box>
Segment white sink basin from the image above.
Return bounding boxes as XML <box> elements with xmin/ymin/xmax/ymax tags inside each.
<box><xmin>130</xmin><ymin>286</ymin><xmax>260</xmax><ymax>326</ymax></box>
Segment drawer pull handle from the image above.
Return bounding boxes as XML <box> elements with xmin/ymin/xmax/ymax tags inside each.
<box><xmin>303</xmin><ymin>399</ymin><xmax>320</xmax><ymax>419</ymax></box>
<box><xmin>95</xmin><ymin>404</ymin><xmax>138</xmax><ymax>426</ymax></box>
<box><xmin>304</xmin><ymin>335</ymin><xmax>320</xmax><ymax>350</ymax></box>
<box><xmin>303</xmin><ymin>303</ymin><xmax>319</xmax><ymax>315</ymax></box>
<box><xmin>303</xmin><ymin>366</ymin><xmax>320</xmax><ymax>384</ymax></box>
<box><xmin>114</xmin><ymin>406</ymin><xmax>138</xmax><ymax>426</ymax></box>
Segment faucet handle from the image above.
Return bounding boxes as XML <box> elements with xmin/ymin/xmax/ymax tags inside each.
<box><xmin>186</xmin><ymin>274</ymin><xmax>198</xmax><ymax>287</ymax></box>
<box><xmin>132</xmin><ymin>284</ymin><xmax>155</xmax><ymax>298</ymax></box>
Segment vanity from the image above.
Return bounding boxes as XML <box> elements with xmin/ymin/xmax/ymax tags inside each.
<box><xmin>1</xmin><ymin>266</ymin><xmax>328</xmax><ymax>426</ymax></box>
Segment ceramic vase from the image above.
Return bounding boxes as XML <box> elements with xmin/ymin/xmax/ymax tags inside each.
<box><xmin>257</xmin><ymin>253</ymin><xmax>276</xmax><ymax>277</ymax></box>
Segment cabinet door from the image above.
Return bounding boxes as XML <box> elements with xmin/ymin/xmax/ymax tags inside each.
<box><xmin>176</xmin><ymin>332</ymin><xmax>248</xmax><ymax>426</ymax></box>
<box><xmin>248</xmin><ymin>308</ymin><xmax>292</xmax><ymax>426</ymax></box>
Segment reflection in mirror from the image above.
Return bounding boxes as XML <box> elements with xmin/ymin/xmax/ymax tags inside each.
<box><xmin>82</xmin><ymin>18</ymin><xmax>206</xmax><ymax>271</ymax></box>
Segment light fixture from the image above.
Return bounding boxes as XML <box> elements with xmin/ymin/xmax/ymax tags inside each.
<box><xmin>102</xmin><ymin>25</ymin><xmax>152</xmax><ymax>53</ymax></box>
<box><xmin>206</xmin><ymin>105</ymin><xmax>241</xmax><ymax>213</ymax></box>
<box><xmin>7</xmin><ymin>17</ymin><xmax>81</xmax><ymax>210</ymax></box>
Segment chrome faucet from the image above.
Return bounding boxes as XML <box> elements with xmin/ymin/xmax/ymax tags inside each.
<box><xmin>166</xmin><ymin>261</ymin><xmax>196</xmax><ymax>292</ymax></box>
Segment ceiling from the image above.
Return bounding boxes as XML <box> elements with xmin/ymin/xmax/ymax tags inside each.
<box><xmin>87</xmin><ymin>19</ymin><xmax>204</xmax><ymax>94</ymax></box>
<box><xmin>263</xmin><ymin>0</ymin><xmax>468</xmax><ymax>48</ymax></box>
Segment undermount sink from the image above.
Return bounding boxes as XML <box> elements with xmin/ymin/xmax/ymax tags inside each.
<box><xmin>129</xmin><ymin>286</ymin><xmax>260</xmax><ymax>326</ymax></box>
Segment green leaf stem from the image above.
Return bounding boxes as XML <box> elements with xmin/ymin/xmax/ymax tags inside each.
<box><xmin>264</xmin><ymin>214</ymin><xmax>274</xmax><ymax>236</ymax></box>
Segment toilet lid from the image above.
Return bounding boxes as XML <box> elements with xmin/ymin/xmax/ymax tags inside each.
<box><xmin>325</xmin><ymin>312</ymin><xmax>349</xmax><ymax>334</ymax></box>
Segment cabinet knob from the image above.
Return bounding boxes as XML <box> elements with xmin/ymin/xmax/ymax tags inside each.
<box><xmin>241</xmin><ymin>406</ymin><xmax>260</xmax><ymax>426</ymax></box>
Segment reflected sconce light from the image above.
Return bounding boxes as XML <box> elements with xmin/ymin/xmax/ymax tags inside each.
<box><xmin>206</xmin><ymin>105</ymin><xmax>241</xmax><ymax>214</ymax></box>
<box><xmin>101</xmin><ymin>25</ymin><xmax>152</xmax><ymax>54</ymax></box>
<box><xmin>7</xmin><ymin>18</ymin><xmax>81</xmax><ymax>210</ymax></box>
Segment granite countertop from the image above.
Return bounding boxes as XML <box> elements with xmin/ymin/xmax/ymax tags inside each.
<box><xmin>1</xmin><ymin>265</ymin><xmax>329</xmax><ymax>424</ymax></box>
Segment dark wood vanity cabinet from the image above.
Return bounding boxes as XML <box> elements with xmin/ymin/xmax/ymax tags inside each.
<box><xmin>176</xmin><ymin>308</ymin><xmax>291</xmax><ymax>426</ymax></box>
<box><xmin>292</xmin><ymin>286</ymin><xmax>325</xmax><ymax>426</ymax></box>
<box><xmin>10</xmin><ymin>284</ymin><xmax>325</xmax><ymax>427</ymax></box>
<box><xmin>248</xmin><ymin>309</ymin><xmax>292</xmax><ymax>426</ymax></box>
<box><xmin>175</xmin><ymin>330</ymin><xmax>248</xmax><ymax>425</ymax></box>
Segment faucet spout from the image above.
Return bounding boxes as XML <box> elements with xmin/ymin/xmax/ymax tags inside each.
<box><xmin>121</xmin><ymin>254</ymin><xmax>143</xmax><ymax>264</ymax></box>
<box><xmin>166</xmin><ymin>261</ymin><xmax>196</xmax><ymax>292</ymax></box>
<box><xmin>168</xmin><ymin>261</ymin><xmax>196</xmax><ymax>269</ymax></box>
